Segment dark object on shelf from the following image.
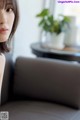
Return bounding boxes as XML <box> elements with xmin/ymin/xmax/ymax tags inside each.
<box><xmin>31</xmin><ymin>42</ymin><xmax>80</xmax><ymax>62</ymax></box>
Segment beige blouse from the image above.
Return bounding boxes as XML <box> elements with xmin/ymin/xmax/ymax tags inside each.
<box><xmin>0</xmin><ymin>54</ymin><xmax>6</xmax><ymax>104</ymax></box>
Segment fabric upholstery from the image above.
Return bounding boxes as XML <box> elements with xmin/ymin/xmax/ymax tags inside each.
<box><xmin>0</xmin><ymin>101</ymin><xmax>80</xmax><ymax>120</ymax></box>
<box><xmin>13</xmin><ymin>57</ymin><xmax>80</xmax><ymax>109</ymax></box>
<box><xmin>1</xmin><ymin>53</ymin><xmax>14</xmax><ymax>105</ymax></box>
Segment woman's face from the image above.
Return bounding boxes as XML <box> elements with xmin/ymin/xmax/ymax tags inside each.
<box><xmin>0</xmin><ymin>0</ymin><xmax>15</xmax><ymax>42</ymax></box>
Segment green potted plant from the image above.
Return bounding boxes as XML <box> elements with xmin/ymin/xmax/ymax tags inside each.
<box><xmin>36</xmin><ymin>9</ymin><xmax>71</xmax><ymax>49</ymax></box>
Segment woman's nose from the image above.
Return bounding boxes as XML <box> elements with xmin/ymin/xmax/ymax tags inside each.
<box><xmin>0</xmin><ymin>10</ymin><xmax>7</xmax><ymax>25</ymax></box>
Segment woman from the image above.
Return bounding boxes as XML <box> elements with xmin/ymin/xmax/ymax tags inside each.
<box><xmin>0</xmin><ymin>0</ymin><xmax>19</xmax><ymax>102</ymax></box>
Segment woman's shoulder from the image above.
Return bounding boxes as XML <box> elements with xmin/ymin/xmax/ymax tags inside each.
<box><xmin>0</xmin><ymin>54</ymin><xmax>6</xmax><ymax>80</ymax></box>
<box><xmin>0</xmin><ymin>54</ymin><xmax>6</xmax><ymax>90</ymax></box>
<box><xmin>0</xmin><ymin>53</ymin><xmax>6</xmax><ymax>63</ymax></box>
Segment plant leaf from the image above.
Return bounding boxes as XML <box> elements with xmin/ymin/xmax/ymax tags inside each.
<box><xmin>48</xmin><ymin>15</ymin><xmax>54</xmax><ymax>25</ymax></box>
<box><xmin>38</xmin><ymin>19</ymin><xmax>45</xmax><ymax>26</ymax></box>
<box><xmin>36</xmin><ymin>9</ymin><xmax>49</xmax><ymax>17</ymax></box>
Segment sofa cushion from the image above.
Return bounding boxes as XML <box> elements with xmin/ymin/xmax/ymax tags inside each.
<box><xmin>0</xmin><ymin>101</ymin><xmax>80</xmax><ymax>120</ymax></box>
<box><xmin>13</xmin><ymin>57</ymin><xmax>80</xmax><ymax>109</ymax></box>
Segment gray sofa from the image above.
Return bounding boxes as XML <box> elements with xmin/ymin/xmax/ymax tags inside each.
<box><xmin>0</xmin><ymin>54</ymin><xmax>80</xmax><ymax>120</ymax></box>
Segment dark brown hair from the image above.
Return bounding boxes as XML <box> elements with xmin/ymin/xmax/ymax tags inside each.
<box><xmin>0</xmin><ymin>0</ymin><xmax>19</xmax><ymax>53</ymax></box>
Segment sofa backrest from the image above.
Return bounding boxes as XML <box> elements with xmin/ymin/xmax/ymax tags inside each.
<box><xmin>13</xmin><ymin>57</ymin><xmax>80</xmax><ymax>109</ymax></box>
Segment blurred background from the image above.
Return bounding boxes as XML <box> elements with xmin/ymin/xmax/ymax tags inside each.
<box><xmin>12</xmin><ymin>0</ymin><xmax>80</xmax><ymax>60</ymax></box>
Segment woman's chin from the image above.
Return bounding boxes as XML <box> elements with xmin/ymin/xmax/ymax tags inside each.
<box><xmin>0</xmin><ymin>38</ymin><xmax>8</xmax><ymax>43</ymax></box>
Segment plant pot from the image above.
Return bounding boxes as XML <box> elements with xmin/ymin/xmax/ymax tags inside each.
<box><xmin>64</xmin><ymin>27</ymin><xmax>80</xmax><ymax>47</ymax></box>
<box><xmin>46</xmin><ymin>32</ymin><xmax>65</xmax><ymax>49</ymax></box>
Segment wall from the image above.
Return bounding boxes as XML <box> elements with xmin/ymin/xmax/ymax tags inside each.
<box><xmin>13</xmin><ymin>0</ymin><xmax>43</xmax><ymax>60</ymax></box>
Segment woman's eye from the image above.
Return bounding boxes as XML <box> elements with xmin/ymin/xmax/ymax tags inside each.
<box><xmin>6</xmin><ymin>8</ymin><xmax>13</xmax><ymax>12</ymax></box>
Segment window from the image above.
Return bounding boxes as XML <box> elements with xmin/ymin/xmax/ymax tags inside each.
<box><xmin>54</xmin><ymin>1</ymin><xmax>80</xmax><ymax>26</ymax></box>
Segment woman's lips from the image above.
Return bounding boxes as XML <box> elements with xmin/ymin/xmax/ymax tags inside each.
<box><xmin>0</xmin><ymin>28</ymin><xmax>9</xmax><ymax>34</ymax></box>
